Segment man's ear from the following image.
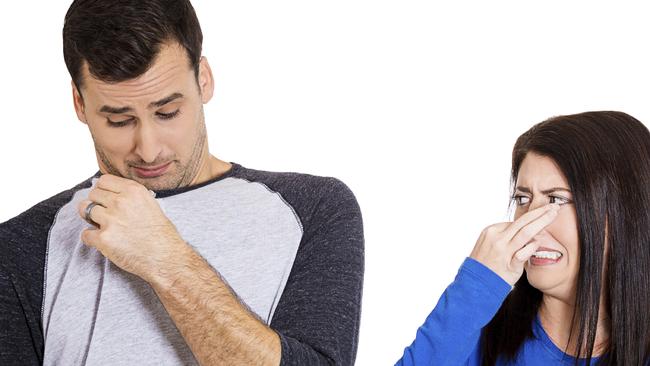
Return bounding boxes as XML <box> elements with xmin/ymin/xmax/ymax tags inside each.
<box><xmin>72</xmin><ymin>81</ymin><xmax>87</xmax><ymax>124</ymax></box>
<box><xmin>197</xmin><ymin>56</ymin><xmax>215</xmax><ymax>104</ymax></box>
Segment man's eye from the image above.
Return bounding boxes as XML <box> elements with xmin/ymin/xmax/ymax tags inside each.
<box><xmin>156</xmin><ymin>109</ymin><xmax>180</xmax><ymax>120</ymax></box>
<box><xmin>107</xmin><ymin>117</ymin><xmax>135</xmax><ymax>127</ymax></box>
<box><xmin>513</xmin><ymin>195</ymin><xmax>530</xmax><ymax>206</ymax></box>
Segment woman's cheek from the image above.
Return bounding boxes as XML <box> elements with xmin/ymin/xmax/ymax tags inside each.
<box><xmin>545</xmin><ymin>207</ymin><xmax>580</xmax><ymax>263</ymax></box>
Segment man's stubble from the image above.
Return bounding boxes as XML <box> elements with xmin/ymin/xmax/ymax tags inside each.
<box><xmin>92</xmin><ymin>111</ymin><xmax>208</xmax><ymax>191</ymax></box>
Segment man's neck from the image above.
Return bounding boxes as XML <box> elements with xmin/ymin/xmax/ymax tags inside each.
<box><xmin>190</xmin><ymin>154</ymin><xmax>232</xmax><ymax>187</ymax></box>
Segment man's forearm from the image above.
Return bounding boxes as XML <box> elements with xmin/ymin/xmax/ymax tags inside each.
<box><xmin>148</xmin><ymin>242</ymin><xmax>281</xmax><ymax>366</ymax></box>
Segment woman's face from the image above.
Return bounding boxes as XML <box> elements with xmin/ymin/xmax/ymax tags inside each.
<box><xmin>513</xmin><ymin>152</ymin><xmax>580</xmax><ymax>301</ymax></box>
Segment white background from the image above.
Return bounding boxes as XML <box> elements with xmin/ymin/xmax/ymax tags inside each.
<box><xmin>1</xmin><ymin>1</ymin><xmax>649</xmax><ymax>364</ymax></box>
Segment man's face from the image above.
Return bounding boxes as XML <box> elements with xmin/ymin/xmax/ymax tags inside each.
<box><xmin>73</xmin><ymin>42</ymin><xmax>214</xmax><ymax>191</ymax></box>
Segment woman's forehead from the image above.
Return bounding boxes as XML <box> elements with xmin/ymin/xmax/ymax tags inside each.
<box><xmin>516</xmin><ymin>153</ymin><xmax>569</xmax><ymax>189</ymax></box>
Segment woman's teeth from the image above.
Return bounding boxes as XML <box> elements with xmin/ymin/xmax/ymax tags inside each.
<box><xmin>532</xmin><ymin>251</ymin><xmax>562</xmax><ymax>260</ymax></box>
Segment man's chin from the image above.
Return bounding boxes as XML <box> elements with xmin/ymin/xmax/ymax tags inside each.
<box><xmin>110</xmin><ymin>171</ymin><xmax>177</xmax><ymax>191</ymax></box>
<box><xmin>123</xmin><ymin>164</ymin><xmax>183</xmax><ymax>191</ymax></box>
<box><xmin>102</xmin><ymin>164</ymin><xmax>190</xmax><ymax>191</ymax></box>
<box><xmin>131</xmin><ymin>177</ymin><xmax>181</xmax><ymax>191</ymax></box>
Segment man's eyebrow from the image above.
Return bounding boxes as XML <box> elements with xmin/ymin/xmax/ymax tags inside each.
<box><xmin>99</xmin><ymin>105</ymin><xmax>132</xmax><ymax>114</ymax></box>
<box><xmin>98</xmin><ymin>93</ymin><xmax>184</xmax><ymax>114</ymax></box>
<box><xmin>149</xmin><ymin>93</ymin><xmax>184</xmax><ymax>108</ymax></box>
<box><xmin>515</xmin><ymin>186</ymin><xmax>572</xmax><ymax>195</ymax></box>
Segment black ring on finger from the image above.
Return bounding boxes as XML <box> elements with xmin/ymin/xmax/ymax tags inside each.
<box><xmin>84</xmin><ymin>201</ymin><xmax>100</xmax><ymax>226</ymax></box>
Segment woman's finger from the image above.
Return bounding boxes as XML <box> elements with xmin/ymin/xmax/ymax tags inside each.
<box><xmin>508</xmin><ymin>207</ymin><xmax>559</xmax><ymax>251</ymax></box>
<box><xmin>512</xmin><ymin>240</ymin><xmax>541</xmax><ymax>264</ymax></box>
<box><xmin>502</xmin><ymin>203</ymin><xmax>558</xmax><ymax>240</ymax></box>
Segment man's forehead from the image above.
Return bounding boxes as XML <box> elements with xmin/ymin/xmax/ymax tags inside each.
<box><xmin>80</xmin><ymin>43</ymin><xmax>194</xmax><ymax>104</ymax></box>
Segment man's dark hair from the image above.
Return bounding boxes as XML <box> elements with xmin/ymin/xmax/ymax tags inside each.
<box><xmin>63</xmin><ymin>0</ymin><xmax>203</xmax><ymax>91</ymax></box>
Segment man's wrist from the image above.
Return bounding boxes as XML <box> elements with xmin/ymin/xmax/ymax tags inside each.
<box><xmin>145</xmin><ymin>238</ymin><xmax>195</xmax><ymax>291</ymax></box>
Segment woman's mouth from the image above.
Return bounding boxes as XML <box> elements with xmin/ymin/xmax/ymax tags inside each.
<box><xmin>529</xmin><ymin>248</ymin><xmax>563</xmax><ymax>266</ymax></box>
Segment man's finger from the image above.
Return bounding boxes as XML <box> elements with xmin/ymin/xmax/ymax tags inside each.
<box><xmin>508</xmin><ymin>208</ymin><xmax>559</xmax><ymax>251</ymax></box>
<box><xmin>502</xmin><ymin>204</ymin><xmax>558</xmax><ymax>240</ymax></box>
<box><xmin>96</xmin><ymin>174</ymin><xmax>132</xmax><ymax>193</ymax></box>
<box><xmin>78</xmin><ymin>200</ymin><xmax>108</xmax><ymax>226</ymax></box>
<box><xmin>88</xmin><ymin>188</ymin><xmax>117</xmax><ymax>208</ymax></box>
<box><xmin>81</xmin><ymin>228</ymin><xmax>101</xmax><ymax>248</ymax></box>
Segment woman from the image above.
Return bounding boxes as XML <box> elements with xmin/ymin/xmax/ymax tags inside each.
<box><xmin>396</xmin><ymin>111</ymin><xmax>650</xmax><ymax>365</ymax></box>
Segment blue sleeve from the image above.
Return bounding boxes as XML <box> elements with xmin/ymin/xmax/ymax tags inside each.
<box><xmin>396</xmin><ymin>258</ymin><xmax>512</xmax><ymax>366</ymax></box>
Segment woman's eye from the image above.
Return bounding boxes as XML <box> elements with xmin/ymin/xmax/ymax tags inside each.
<box><xmin>513</xmin><ymin>195</ymin><xmax>530</xmax><ymax>206</ymax></box>
<box><xmin>156</xmin><ymin>109</ymin><xmax>180</xmax><ymax>120</ymax></box>
<box><xmin>549</xmin><ymin>196</ymin><xmax>571</xmax><ymax>205</ymax></box>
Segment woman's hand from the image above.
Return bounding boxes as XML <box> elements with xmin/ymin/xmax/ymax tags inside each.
<box><xmin>469</xmin><ymin>203</ymin><xmax>560</xmax><ymax>286</ymax></box>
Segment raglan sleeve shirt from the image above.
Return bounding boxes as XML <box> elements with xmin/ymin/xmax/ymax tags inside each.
<box><xmin>237</xmin><ymin>170</ymin><xmax>365</xmax><ymax>366</ymax></box>
<box><xmin>0</xmin><ymin>166</ymin><xmax>365</xmax><ymax>366</ymax></box>
<box><xmin>1</xmin><ymin>182</ymin><xmax>90</xmax><ymax>365</ymax></box>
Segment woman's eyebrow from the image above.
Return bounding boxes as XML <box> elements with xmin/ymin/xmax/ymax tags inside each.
<box><xmin>515</xmin><ymin>186</ymin><xmax>572</xmax><ymax>194</ymax></box>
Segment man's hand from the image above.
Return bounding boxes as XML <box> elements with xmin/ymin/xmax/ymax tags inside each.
<box><xmin>77</xmin><ymin>174</ymin><xmax>186</xmax><ymax>283</ymax></box>
<box><xmin>77</xmin><ymin>174</ymin><xmax>281</xmax><ymax>365</ymax></box>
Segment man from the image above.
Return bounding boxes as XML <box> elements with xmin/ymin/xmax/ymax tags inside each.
<box><xmin>0</xmin><ymin>1</ymin><xmax>364</xmax><ymax>365</ymax></box>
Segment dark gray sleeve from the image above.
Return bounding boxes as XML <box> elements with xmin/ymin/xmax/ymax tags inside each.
<box><xmin>0</xmin><ymin>265</ymin><xmax>42</xmax><ymax>365</ymax></box>
<box><xmin>0</xmin><ymin>208</ymin><xmax>51</xmax><ymax>366</ymax></box>
<box><xmin>0</xmin><ymin>177</ymin><xmax>92</xmax><ymax>366</ymax></box>
<box><xmin>246</xmin><ymin>173</ymin><xmax>364</xmax><ymax>366</ymax></box>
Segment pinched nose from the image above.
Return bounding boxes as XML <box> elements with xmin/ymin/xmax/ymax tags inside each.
<box><xmin>533</xmin><ymin>231</ymin><xmax>547</xmax><ymax>240</ymax></box>
<box><xmin>529</xmin><ymin>230</ymin><xmax>554</xmax><ymax>246</ymax></box>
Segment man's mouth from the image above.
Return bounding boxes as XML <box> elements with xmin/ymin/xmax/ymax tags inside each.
<box><xmin>132</xmin><ymin>162</ymin><xmax>172</xmax><ymax>179</ymax></box>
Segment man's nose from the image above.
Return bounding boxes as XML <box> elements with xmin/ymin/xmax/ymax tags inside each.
<box><xmin>134</xmin><ymin>120</ymin><xmax>162</xmax><ymax>163</ymax></box>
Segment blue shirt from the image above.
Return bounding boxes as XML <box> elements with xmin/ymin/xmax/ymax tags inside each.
<box><xmin>396</xmin><ymin>258</ymin><xmax>601</xmax><ymax>365</ymax></box>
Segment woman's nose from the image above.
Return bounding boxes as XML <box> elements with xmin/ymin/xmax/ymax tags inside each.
<box><xmin>528</xmin><ymin>198</ymin><xmax>549</xmax><ymax>212</ymax></box>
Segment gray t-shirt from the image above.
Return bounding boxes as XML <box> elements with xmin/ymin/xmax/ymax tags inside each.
<box><xmin>0</xmin><ymin>163</ymin><xmax>364</xmax><ymax>365</ymax></box>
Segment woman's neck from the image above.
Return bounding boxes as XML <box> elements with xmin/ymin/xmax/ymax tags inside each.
<box><xmin>539</xmin><ymin>294</ymin><xmax>610</xmax><ymax>357</ymax></box>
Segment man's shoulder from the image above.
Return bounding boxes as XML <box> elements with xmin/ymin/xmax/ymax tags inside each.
<box><xmin>233</xmin><ymin>164</ymin><xmax>358</xmax><ymax>209</ymax></box>
<box><xmin>0</xmin><ymin>175</ymin><xmax>95</xmax><ymax>248</ymax></box>
<box><xmin>232</xmin><ymin>164</ymin><xmax>361</xmax><ymax>231</ymax></box>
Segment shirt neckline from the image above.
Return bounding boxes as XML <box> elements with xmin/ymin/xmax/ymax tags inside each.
<box><xmin>533</xmin><ymin>313</ymin><xmax>601</xmax><ymax>364</ymax></box>
<box><xmin>92</xmin><ymin>162</ymin><xmax>241</xmax><ymax>199</ymax></box>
